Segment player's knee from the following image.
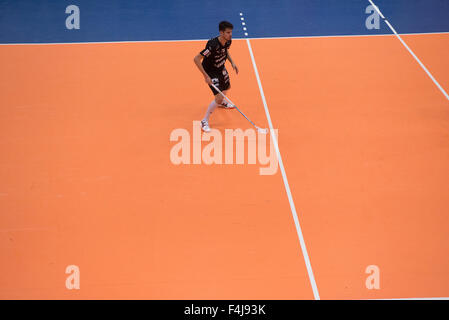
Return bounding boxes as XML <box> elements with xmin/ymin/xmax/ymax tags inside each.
<box><xmin>215</xmin><ymin>96</ymin><xmax>223</xmax><ymax>104</ymax></box>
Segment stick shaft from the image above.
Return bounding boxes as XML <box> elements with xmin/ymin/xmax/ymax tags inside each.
<box><xmin>210</xmin><ymin>83</ymin><xmax>260</xmax><ymax>130</ymax></box>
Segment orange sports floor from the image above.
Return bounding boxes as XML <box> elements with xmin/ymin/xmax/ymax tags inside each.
<box><xmin>1</xmin><ymin>34</ymin><xmax>448</xmax><ymax>299</ymax></box>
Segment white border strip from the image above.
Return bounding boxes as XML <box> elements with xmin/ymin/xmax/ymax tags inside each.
<box><xmin>245</xmin><ymin>38</ymin><xmax>320</xmax><ymax>300</ymax></box>
<box><xmin>368</xmin><ymin>0</ymin><xmax>449</xmax><ymax>101</ymax></box>
<box><xmin>1</xmin><ymin>31</ymin><xmax>448</xmax><ymax>46</ymax></box>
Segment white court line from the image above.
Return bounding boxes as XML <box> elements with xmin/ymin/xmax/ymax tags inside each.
<box><xmin>245</xmin><ymin>37</ymin><xmax>320</xmax><ymax>300</ymax></box>
<box><xmin>368</xmin><ymin>0</ymin><xmax>449</xmax><ymax>101</ymax></box>
<box><xmin>368</xmin><ymin>297</ymin><xmax>449</xmax><ymax>300</ymax></box>
<box><xmin>1</xmin><ymin>31</ymin><xmax>449</xmax><ymax>45</ymax></box>
<box><xmin>243</xmin><ymin>31</ymin><xmax>449</xmax><ymax>41</ymax></box>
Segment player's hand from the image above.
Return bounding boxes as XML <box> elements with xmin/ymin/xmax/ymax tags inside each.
<box><xmin>232</xmin><ymin>63</ymin><xmax>239</xmax><ymax>74</ymax></box>
<box><xmin>205</xmin><ymin>76</ymin><xmax>212</xmax><ymax>85</ymax></box>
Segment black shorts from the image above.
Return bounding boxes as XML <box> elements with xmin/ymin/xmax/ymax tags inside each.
<box><xmin>206</xmin><ymin>67</ymin><xmax>230</xmax><ymax>95</ymax></box>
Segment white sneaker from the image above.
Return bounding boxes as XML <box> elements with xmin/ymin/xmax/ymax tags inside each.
<box><xmin>201</xmin><ymin>119</ymin><xmax>211</xmax><ymax>132</ymax></box>
<box><xmin>218</xmin><ymin>101</ymin><xmax>235</xmax><ymax>109</ymax></box>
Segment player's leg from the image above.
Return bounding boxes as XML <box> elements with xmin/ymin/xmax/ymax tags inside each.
<box><xmin>201</xmin><ymin>70</ymin><xmax>232</xmax><ymax>132</ymax></box>
<box><xmin>201</xmin><ymin>76</ymin><xmax>220</xmax><ymax>132</ymax></box>
<box><xmin>217</xmin><ymin>69</ymin><xmax>233</xmax><ymax>109</ymax></box>
<box><xmin>202</xmin><ymin>77</ymin><xmax>219</xmax><ymax>117</ymax></box>
<box><xmin>215</xmin><ymin>91</ymin><xmax>225</xmax><ymax>104</ymax></box>
<box><xmin>217</xmin><ymin>89</ymin><xmax>234</xmax><ymax>109</ymax></box>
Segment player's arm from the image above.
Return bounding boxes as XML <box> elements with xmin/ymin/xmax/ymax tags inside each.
<box><xmin>193</xmin><ymin>53</ymin><xmax>212</xmax><ymax>85</ymax></box>
<box><xmin>227</xmin><ymin>51</ymin><xmax>239</xmax><ymax>74</ymax></box>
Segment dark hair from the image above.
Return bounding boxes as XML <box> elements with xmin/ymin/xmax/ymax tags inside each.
<box><xmin>219</xmin><ymin>21</ymin><xmax>233</xmax><ymax>31</ymax></box>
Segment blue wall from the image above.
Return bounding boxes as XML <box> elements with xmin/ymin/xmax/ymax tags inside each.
<box><xmin>0</xmin><ymin>0</ymin><xmax>448</xmax><ymax>43</ymax></box>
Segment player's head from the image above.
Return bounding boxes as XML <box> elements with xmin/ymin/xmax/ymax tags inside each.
<box><xmin>219</xmin><ymin>21</ymin><xmax>233</xmax><ymax>41</ymax></box>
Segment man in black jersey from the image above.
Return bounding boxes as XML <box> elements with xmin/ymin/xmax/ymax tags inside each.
<box><xmin>193</xmin><ymin>21</ymin><xmax>239</xmax><ymax>132</ymax></box>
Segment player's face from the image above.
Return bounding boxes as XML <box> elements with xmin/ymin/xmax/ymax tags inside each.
<box><xmin>221</xmin><ymin>28</ymin><xmax>233</xmax><ymax>41</ymax></box>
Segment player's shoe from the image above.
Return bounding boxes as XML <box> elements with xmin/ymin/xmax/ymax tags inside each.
<box><xmin>218</xmin><ymin>101</ymin><xmax>235</xmax><ymax>109</ymax></box>
<box><xmin>201</xmin><ymin>119</ymin><xmax>211</xmax><ymax>132</ymax></box>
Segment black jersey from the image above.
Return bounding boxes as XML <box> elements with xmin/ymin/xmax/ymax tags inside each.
<box><xmin>200</xmin><ymin>37</ymin><xmax>232</xmax><ymax>72</ymax></box>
